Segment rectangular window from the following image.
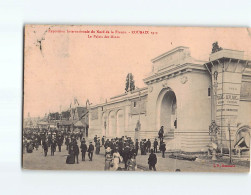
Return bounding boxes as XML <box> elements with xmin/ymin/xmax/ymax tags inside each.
<box><xmin>134</xmin><ymin>101</ymin><xmax>137</xmax><ymax>107</ymax></box>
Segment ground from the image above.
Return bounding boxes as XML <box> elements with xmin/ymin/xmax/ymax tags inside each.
<box><xmin>23</xmin><ymin>140</ymin><xmax>250</xmax><ymax>172</ymax></box>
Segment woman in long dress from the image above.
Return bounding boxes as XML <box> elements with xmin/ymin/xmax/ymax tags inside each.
<box><xmin>112</xmin><ymin>149</ymin><xmax>122</xmax><ymax>171</ymax></box>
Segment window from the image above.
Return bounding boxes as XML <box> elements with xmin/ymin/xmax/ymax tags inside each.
<box><xmin>133</xmin><ymin>101</ymin><xmax>137</xmax><ymax>107</ymax></box>
<box><xmin>208</xmin><ymin>87</ymin><xmax>211</xmax><ymax>97</ymax></box>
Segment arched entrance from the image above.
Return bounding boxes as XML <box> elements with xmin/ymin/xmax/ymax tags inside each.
<box><xmin>108</xmin><ymin>111</ymin><xmax>116</xmax><ymax>137</ymax></box>
<box><xmin>156</xmin><ymin>88</ymin><xmax>177</xmax><ymax>134</ymax></box>
<box><xmin>116</xmin><ymin>109</ymin><xmax>125</xmax><ymax>137</ymax></box>
<box><xmin>234</xmin><ymin>126</ymin><xmax>250</xmax><ymax>156</ymax></box>
<box><xmin>101</xmin><ymin>113</ymin><xmax>107</xmax><ymax>136</ymax></box>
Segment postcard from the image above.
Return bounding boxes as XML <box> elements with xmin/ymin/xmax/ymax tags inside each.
<box><xmin>23</xmin><ymin>25</ymin><xmax>251</xmax><ymax>172</ymax></box>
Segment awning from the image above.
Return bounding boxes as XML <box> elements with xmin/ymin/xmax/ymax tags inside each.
<box><xmin>74</xmin><ymin>120</ymin><xmax>87</xmax><ymax>128</ymax></box>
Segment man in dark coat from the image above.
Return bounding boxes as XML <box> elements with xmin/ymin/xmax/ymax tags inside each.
<box><xmin>153</xmin><ymin>139</ymin><xmax>158</xmax><ymax>153</ymax></box>
<box><xmin>43</xmin><ymin>140</ymin><xmax>48</xmax><ymax>157</ymax></box>
<box><xmin>95</xmin><ymin>140</ymin><xmax>101</xmax><ymax>154</ymax></box>
<box><xmin>159</xmin><ymin>141</ymin><xmax>166</xmax><ymax>158</ymax></box>
<box><xmin>94</xmin><ymin>135</ymin><xmax>97</xmax><ymax>144</ymax></box>
<box><xmin>101</xmin><ymin>136</ymin><xmax>105</xmax><ymax>146</ymax></box>
<box><xmin>88</xmin><ymin>142</ymin><xmax>94</xmax><ymax>161</ymax></box>
<box><xmin>57</xmin><ymin>135</ymin><xmax>63</xmax><ymax>152</ymax></box>
<box><xmin>158</xmin><ymin>126</ymin><xmax>164</xmax><ymax>143</ymax></box>
<box><xmin>80</xmin><ymin>140</ymin><xmax>87</xmax><ymax>161</ymax></box>
<box><xmin>123</xmin><ymin>146</ymin><xmax>130</xmax><ymax>169</ymax></box>
<box><xmin>73</xmin><ymin>142</ymin><xmax>79</xmax><ymax>163</ymax></box>
<box><xmin>50</xmin><ymin>139</ymin><xmax>57</xmax><ymax>156</ymax></box>
<box><xmin>146</xmin><ymin>139</ymin><xmax>151</xmax><ymax>153</ymax></box>
<box><xmin>65</xmin><ymin>136</ymin><xmax>70</xmax><ymax>150</ymax></box>
<box><xmin>148</xmin><ymin>149</ymin><xmax>157</xmax><ymax>171</ymax></box>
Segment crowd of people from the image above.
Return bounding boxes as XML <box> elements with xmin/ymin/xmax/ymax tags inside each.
<box><xmin>23</xmin><ymin>126</ymin><xmax>167</xmax><ymax>171</ymax></box>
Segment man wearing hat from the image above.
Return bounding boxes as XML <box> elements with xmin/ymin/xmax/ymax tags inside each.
<box><xmin>148</xmin><ymin>149</ymin><xmax>157</xmax><ymax>171</ymax></box>
<box><xmin>123</xmin><ymin>145</ymin><xmax>130</xmax><ymax>169</ymax></box>
<box><xmin>73</xmin><ymin>142</ymin><xmax>79</xmax><ymax>163</ymax></box>
<box><xmin>80</xmin><ymin>139</ymin><xmax>87</xmax><ymax>161</ymax></box>
<box><xmin>153</xmin><ymin>138</ymin><xmax>158</xmax><ymax>153</ymax></box>
<box><xmin>88</xmin><ymin>142</ymin><xmax>94</xmax><ymax>161</ymax></box>
<box><xmin>159</xmin><ymin>141</ymin><xmax>166</xmax><ymax>158</ymax></box>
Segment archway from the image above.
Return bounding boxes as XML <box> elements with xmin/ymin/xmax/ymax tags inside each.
<box><xmin>116</xmin><ymin>109</ymin><xmax>125</xmax><ymax>137</ymax></box>
<box><xmin>108</xmin><ymin>111</ymin><xmax>116</xmax><ymax>137</ymax></box>
<box><xmin>156</xmin><ymin>88</ymin><xmax>177</xmax><ymax>134</ymax></box>
<box><xmin>101</xmin><ymin>113</ymin><xmax>107</xmax><ymax>136</ymax></box>
<box><xmin>234</xmin><ymin>126</ymin><xmax>250</xmax><ymax>148</ymax></box>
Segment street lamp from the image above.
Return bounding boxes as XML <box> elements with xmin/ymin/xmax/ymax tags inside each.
<box><xmin>228</xmin><ymin>123</ymin><xmax>233</xmax><ymax>164</ymax></box>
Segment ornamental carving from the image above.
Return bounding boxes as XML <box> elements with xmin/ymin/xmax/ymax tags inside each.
<box><xmin>148</xmin><ymin>86</ymin><xmax>153</xmax><ymax>93</ymax></box>
<box><xmin>180</xmin><ymin>75</ymin><xmax>188</xmax><ymax>84</ymax></box>
<box><xmin>162</xmin><ymin>80</ymin><xmax>168</xmax><ymax>88</ymax></box>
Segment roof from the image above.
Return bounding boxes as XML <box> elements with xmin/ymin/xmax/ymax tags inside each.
<box><xmin>74</xmin><ymin>120</ymin><xmax>87</xmax><ymax>127</ymax></box>
<box><xmin>75</xmin><ymin>107</ymin><xmax>87</xmax><ymax>118</ymax></box>
<box><xmin>58</xmin><ymin>120</ymin><xmax>73</xmax><ymax>126</ymax></box>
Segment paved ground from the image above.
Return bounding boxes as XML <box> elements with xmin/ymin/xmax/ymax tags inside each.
<box><xmin>23</xmin><ymin>142</ymin><xmax>249</xmax><ymax>172</ymax></box>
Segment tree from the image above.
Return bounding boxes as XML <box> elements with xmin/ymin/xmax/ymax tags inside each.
<box><xmin>125</xmin><ymin>73</ymin><xmax>135</xmax><ymax>92</ymax></box>
<box><xmin>211</xmin><ymin>42</ymin><xmax>223</xmax><ymax>54</ymax></box>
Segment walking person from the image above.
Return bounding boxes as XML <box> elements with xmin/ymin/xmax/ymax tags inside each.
<box><xmin>112</xmin><ymin>149</ymin><xmax>122</xmax><ymax>171</ymax></box>
<box><xmin>80</xmin><ymin>139</ymin><xmax>87</xmax><ymax>161</ymax></box>
<box><xmin>146</xmin><ymin>139</ymin><xmax>151</xmax><ymax>153</ymax></box>
<box><xmin>43</xmin><ymin>139</ymin><xmax>48</xmax><ymax>157</ymax></box>
<box><xmin>57</xmin><ymin>135</ymin><xmax>63</xmax><ymax>152</ymax></box>
<box><xmin>153</xmin><ymin>139</ymin><xmax>158</xmax><ymax>153</ymax></box>
<box><xmin>158</xmin><ymin>126</ymin><xmax>164</xmax><ymax>143</ymax></box>
<box><xmin>95</xmin><ymin>140</ymin><xmax>101</xmax><ymax>154</ymax></box>
<box><xmin>73</xmin><ymin>142</ymin><xmax>79</xmax><ymax>164</ymax></box>
<box><xmin>88</xmin><ymin>142</ymin><xmax>94</xmax><ymax>161</ymax></box>
<box><xmin>148</xmin><ymin>149</ymin><xmax>157</xmax><ymax>171</ymax></box>
<box><xmin>160</xmin><ymin>141</ymin><xmax>166</xmax><ymax>158</ymax></box>
<box><xmin>50</xmin><ymin>139</ymin><xmax>56</xmax><ymax>156</ymax></box>
<box><xmin>101</xmin><ymin>136</ymin><xmax>105</xmax><ymax>146</ymax></box>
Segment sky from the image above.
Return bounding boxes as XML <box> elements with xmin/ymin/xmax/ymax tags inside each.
<box><xmin>24</xmin><ymin>25</ymin><xmax>251</xmax><ymax>117</ymax></box>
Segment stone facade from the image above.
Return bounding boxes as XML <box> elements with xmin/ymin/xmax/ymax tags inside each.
<box><xmin>89</xmin><ymin>46</ymin><xmax>251</xmax><ymax>153</ymax></box>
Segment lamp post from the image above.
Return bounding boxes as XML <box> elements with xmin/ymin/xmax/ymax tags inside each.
<box><xmin>228</xmin><ymin>123</ymin><xmax>233</xmax><ymax>164</ymax></box>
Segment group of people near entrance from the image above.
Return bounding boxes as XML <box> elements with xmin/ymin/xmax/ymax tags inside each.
<box><xmin>23</xmin><ymin>126</ymin><xmax>167</xmax><ymax>171</ymax></box>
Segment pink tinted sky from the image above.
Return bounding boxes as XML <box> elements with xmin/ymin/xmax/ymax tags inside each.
<box><xmin>24</xmin><ymin>25</ymin><xmax>251</xmax><ymax>117</ymax></box>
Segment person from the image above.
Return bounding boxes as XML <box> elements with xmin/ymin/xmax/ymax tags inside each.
<box><xmin>160</xmin><ymin>141</ymin><xmax>166</xmax><ymax>158</ymax></box>
<box><xmin>104</xmin><ymin>147</ymin><xmax>113</xmax><ymax>170</ymax></box>
<box><xmin>94</xmin><ymin>135</ymin><xmax>97</xmax><ymax>144</ymax></box>
<box><xmin>57</xmin><ymin>135</ymin><xmax>63</xmax><ymax>152</ymax></box>
<box><xmin>66</xmin><ymin>145</ymin><xmax>75</xmax><ymax>164</ymax></box>
<box><xmin>73</xmin><ymin>142</ymin><xmax>79</xmax><ymax>164</ymax></box>
<box><xmin>65</xmin><ymin>136</ymin><xmax>70</xmax><ymax>150</ymax></box>
<box><xmin>27</xmin><ymin>140</ymin><xmax>33</xmax><ymax>153</ymax></box>
<box><xmin>153</xmin><ymin>139</ymin><xmax>158</xmax><ymax>153</ymax></box>
<box><xmin>95</xmin><ymin>140</ymin><xmax>101</xmax><ymax>154</ymax></box>
<box><xmin>104</xmin><ymin>139</ymin><xmax>110</xmax><ymax>149</ymax></box>
<box><xmin>102</xmin><ymin>136</ymin><xmax>105</xmax><ymax>146</ymax></box>
<box><xmin>50</xmin><ymin>139</ymin><xmax>56</xmax><ymax>156</ymax></box>
<box><xmin>135</xmin><ymin>139</ymin><xmax>139</xmax><ymax>156</ymax></box>
<box><xmin>80</xmin><ymin>139</ymin><xmax>87</xmax><ymax>161</ymax></box>
<box><xmin>123</xmin><ymin>145</ymin><xmax>130</xmax><ymax>169</ymax></box>
<box><xmin>88</xmin><ymin>142</ymin><xmax>94</xmax><ymax>161</ymax></box>
<box><xmin>146</xmin><ymin>139</ymin><xmax>151</xmax><ymax>153</ymax></box>
<box><xmin>148</xmin><ymin>149</ymin><xmax>157</xmax><ymax>171</ymax></box>
<box><xmin>112</xmin><ymin>149</ymin><xmax>122</xmax><ymax>171</ymax></box>
<box><xmin>140</xmin><ymin>140</ymin><xmax>144</xmax><ymax>155</ymax></box>
<box><xmin>34</xmin><ymin>138</ymin><xmax>39</xmax><ymax>150</ymax></box>
<box><xmin>43</xmin><ymin>139</ymin><xmax>48</xmax><ymax>157</ymax></box>
<box><xmin>127</xmin><ymin>154</ymin><xmax>137</xmax><ymax>171</ymax></box>
<box><xmin>158</xmin><ymin>126</ymin><xmax>164</xmax><ymax>143</ymax></box>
